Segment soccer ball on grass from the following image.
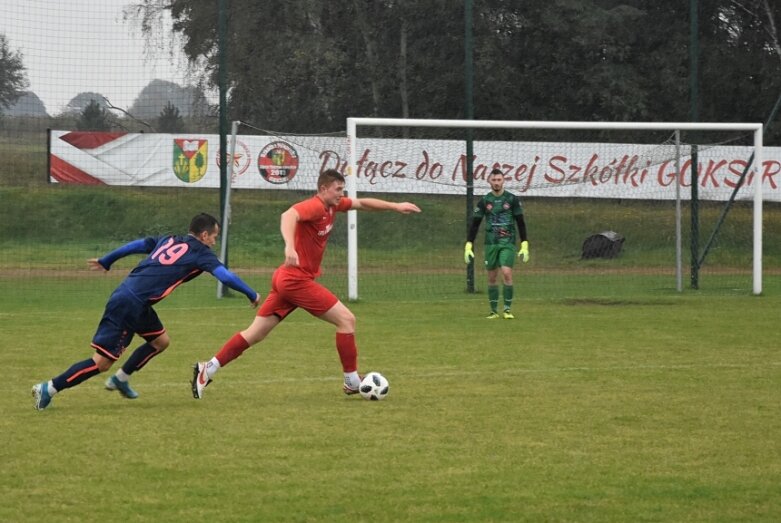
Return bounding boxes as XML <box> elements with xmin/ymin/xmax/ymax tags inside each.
<box><xmin>359</xmin><ymin>372</ymin><xmax>389</xmax><ymax>401</ymax></box>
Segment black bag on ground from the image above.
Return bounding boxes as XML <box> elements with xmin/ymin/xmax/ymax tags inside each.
<box><xmin>581</xmin><ymin>231</ymin><xmax>624</xmax><ymax>259</ymax></box>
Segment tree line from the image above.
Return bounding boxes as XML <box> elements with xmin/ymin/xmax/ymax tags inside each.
<box><xmin>126</xmin><ymin>0</ymin><xmax>781</xmax><ymax>144</ymax></box>
<box><xmin>2</xmin><ymin>2</ymin><xmax>780</xmax><ymax>142</ymax></box>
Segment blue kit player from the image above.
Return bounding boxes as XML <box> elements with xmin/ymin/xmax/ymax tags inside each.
<box><xmin>31</xmin><ymin>212</ymin><xmax>260</xmax><ymax>411</ymax></box>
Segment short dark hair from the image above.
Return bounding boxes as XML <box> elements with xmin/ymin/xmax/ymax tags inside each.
<box><xmin>189</xmin><ymin>213</ymin><xmax>219</xmax><ymax>235</ymax></box>
<box><xmin>317</xmin><ymin>168</ymin><xmax>345</xmax><ymax>190</ymax></box>
<box><xmin>489</xmin><ymin>168</ymin><xmax>503</xmax><ymax>176</ymax></box>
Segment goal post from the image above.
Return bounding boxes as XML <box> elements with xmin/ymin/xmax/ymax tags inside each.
<box><xmin>346</xmin><ymin>118</ymin><xmax>764</xmax><ymax>299</ymax></box>
<box><xmin>217</xmin><ymin>119</ymin><xmax>240</xmax><ymax>298</ymax></box>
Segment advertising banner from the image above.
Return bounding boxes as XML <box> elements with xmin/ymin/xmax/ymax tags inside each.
<box><xmin>49</xmin><ymin>130</ymin><xmax>781</xmax><ymax>201</ymax></box>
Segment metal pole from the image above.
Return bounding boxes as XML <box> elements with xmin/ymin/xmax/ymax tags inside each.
<box><xmin>217</xmin><ymin>120</ymin><xmax>239</xmax><ymax>298</ymax></box>
<box><xmin>347</xmin><ymin>118</ymin><xmax>359</xmax><ymax>301</ymax></box>
<box><xmin>218</xmin><ymin>0</ymin><xmax>229</xmax><ymax>263</ymax></box>
<box><xmin>464</xmin><ymin>0</ymin><xmax>475</xmax><ymax>293</ymax></box>
<box><xmin>753</xmin><ymin>126</ymin><xmax>763</xmax><ymax>295</ymax></box>
<box><xmin>689</xmin><ymin>0</ymin><xmax>700</xmax><ymax>289</ymax></box>
<box><xmin>675</xmin><ymin>130</ymin><xmax>682</xmax><ymax>292</ymax></box>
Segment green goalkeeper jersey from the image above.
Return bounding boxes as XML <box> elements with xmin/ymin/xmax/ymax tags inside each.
<box><xmin>473</xmin><ymin>190</ymin><xmax>524</xmax><ymax>245</ymax></box>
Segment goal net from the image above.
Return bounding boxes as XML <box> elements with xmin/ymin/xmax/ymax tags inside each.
<box><xmin>342</xmin><ymin>119</ymin><xmax>765</xmax><ymax>301</ymax></box>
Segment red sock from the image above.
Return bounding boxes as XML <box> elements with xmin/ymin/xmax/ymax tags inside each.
<box><xmin>215</xmin><ymin>333</ymin><xmax>251</xmax><ymax>366</ymax></box>
<box><xmin>335</xmin><ymin>332</ymin><xmax>358</xmax><ymax>373</ymax></box>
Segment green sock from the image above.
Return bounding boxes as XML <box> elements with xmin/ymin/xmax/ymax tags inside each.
<box><xmin>503</xmin><ymin>284</ymin><xmax>514</xmax><ymax>311</ymax></box>
<box><xmin>488</xmin><ymin>285</ymin><xmax>499</xmax><ymax>312</ymax></box>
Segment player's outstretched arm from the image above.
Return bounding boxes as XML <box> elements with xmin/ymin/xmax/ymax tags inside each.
<box><xmin>91</xmin><ymin>238</ymin><xmax>154</xmax><ymax>270</ymax></box>
<box><xmin>351</xmin><ymin>198</ymin><xmax>421</xmax><ymax>214</ymax></box>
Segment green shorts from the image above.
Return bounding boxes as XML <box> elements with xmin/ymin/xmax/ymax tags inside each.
<box><xmin>484</xmin><ymin>244</ymin><xmax>515</xmax><ymax>270</ymax></box>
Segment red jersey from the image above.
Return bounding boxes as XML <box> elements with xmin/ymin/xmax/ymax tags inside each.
<box><xmin>280</xmin><ymin>195</ymin><xmax>352</xmax><ymax>279</ymax></box>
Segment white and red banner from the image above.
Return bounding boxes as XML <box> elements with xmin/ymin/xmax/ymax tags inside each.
<box><xmin>49</xmin><ymin>130</ymin><xmax>781</xmax><ymax>201</ymax></box>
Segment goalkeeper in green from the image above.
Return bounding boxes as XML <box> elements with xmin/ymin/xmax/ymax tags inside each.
<box><xmin>464</xmin><ymin>168</ymin><xmax>529</xmax><ymax>319</ymax></box>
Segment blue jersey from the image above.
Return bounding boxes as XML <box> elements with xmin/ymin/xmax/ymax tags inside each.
<box><xmin>91</xmin><ymin>233</ymin><xmax>256</xmax><ymax>360</ymax></box>
<box><xmin>100</xmin><ymin>235</ymin><xmax>222</xmax><ymax>304</ymax></box>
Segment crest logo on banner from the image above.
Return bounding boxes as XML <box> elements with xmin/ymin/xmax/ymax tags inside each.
<box><xmin>216</xmin><ymin>140</ymin><xmax>252</xmax><ymax>180</ymax></box>
<box><xmin>173</xmin><ymin>139</ymin><xmax>208</xmax><ymax>183</ymax></box>
<box><xmin>258</xmin><ymin>141</ymin><xmax>299</xmax><ymax>184</ymax></box>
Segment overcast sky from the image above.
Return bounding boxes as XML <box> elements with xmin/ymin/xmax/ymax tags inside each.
<box><xmin>0</xmin><ymin>0</ymin><xmax>191</xmax><ymax>115</ymax></box>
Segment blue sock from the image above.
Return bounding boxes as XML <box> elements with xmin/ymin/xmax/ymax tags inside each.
<box><xmin>51</xmin><ymin>358</ymin><xmax>102</xmax><ymax>391</ymax></box>
<box><xmin>121</xmin><ymin>343</ymin><xmax>160</xmax><ymax>375</ymax></box>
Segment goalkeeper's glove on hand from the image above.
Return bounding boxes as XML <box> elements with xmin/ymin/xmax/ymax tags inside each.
<box><xmin>518</xmin><ymin>240</ymin><xmax>530</xmax><ymax>263</ymax></box>
<box><xmin>464</xmin><ymin>241</ymin><xmax>475</xmax><ymax>264</ymax></box>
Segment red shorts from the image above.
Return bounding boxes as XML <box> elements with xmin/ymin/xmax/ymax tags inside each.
<box><xmin>257</xmin><ymin>268</ymin><xmax>339</xmax><ymax>319</ymax></box>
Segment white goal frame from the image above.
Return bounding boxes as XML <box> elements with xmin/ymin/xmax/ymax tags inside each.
<box><xmin>346</xmin><ymin>118</ymin><xmax>764</xmax><ymax>299</ymax></box>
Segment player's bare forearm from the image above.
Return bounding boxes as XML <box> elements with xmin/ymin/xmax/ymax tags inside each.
<box><xmin>353</xmin><ymin>198</ymin><xmax>421</xmax><ymax>214</ymax></box>
<box><xmin>280</xmin><ymin>208</ymin><xmax>298</xmax><ymax>247</ymax></box>
<box><xmin>280</xmin><ymin>208</ymin><xmax>300</xmax><ymax>266</ymax></box>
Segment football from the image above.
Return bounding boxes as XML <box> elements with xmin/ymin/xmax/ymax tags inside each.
<box><xmin>359</xmin><ymin>372</ymin><xmax>389</xmax><ymax>401</ymax></box>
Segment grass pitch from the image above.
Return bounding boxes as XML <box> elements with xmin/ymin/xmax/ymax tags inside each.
<box><xmin>2</xmin><ymin>275</ymin><xmax>779</xmax><ymax>522</ymax></box>
<box><xmin>1</xmin><ymin>184</ymin><xmax>779</xmax><ymax>521</ymax></box>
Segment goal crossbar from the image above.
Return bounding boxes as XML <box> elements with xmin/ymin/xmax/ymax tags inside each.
<box><xmin>346</xmin><ymin>118</ymin><xmax>764</xmax><ymax>298</ymax></box>
<box><xmin>348</xmin><ymin>118</ymin><xmax>763</xmax><ymax>132</ymax></box>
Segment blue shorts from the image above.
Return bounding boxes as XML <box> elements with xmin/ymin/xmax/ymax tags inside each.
<box><xmin>90</xmin><ymin>288</ymin><xmax>165</xmax><ymax>361</ymax></box>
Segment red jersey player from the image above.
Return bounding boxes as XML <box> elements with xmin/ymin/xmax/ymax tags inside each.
<box><xmin>192</xmin><ymin>169</ymin><xmax>421</xmax><ymax>398</ymax></box>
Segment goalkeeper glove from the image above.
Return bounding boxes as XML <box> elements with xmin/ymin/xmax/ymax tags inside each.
<box><xmin>518</xmin><ymin>240</ymin><xmax>529</xmax><ymax>263</ymax></box>
<box><xmin>464</xmin><ymin>241</ymin><xmax>475</xmax><ymax>264</ymax></box>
